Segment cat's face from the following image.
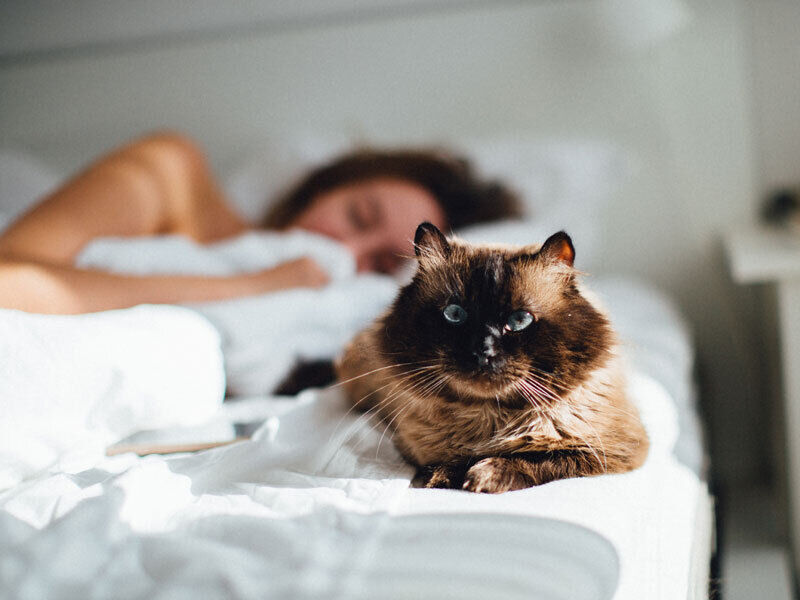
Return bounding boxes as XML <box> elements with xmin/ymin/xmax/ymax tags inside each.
<box><xmin>381</xmin><ymin>223</ymin><xmax>612</xmax><ymax>407</ymax></box>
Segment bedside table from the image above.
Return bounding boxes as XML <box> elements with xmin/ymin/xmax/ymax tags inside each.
<box><xmin>726</xmin><ymin>225</ymin><xmax>800</xmax><ymax>574</ymax></box>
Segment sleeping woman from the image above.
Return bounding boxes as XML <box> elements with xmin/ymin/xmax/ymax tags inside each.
<box><xmin>0</xmin><ymin>131</ymin><xmax>520</xmax><ymax>314</ymax></box>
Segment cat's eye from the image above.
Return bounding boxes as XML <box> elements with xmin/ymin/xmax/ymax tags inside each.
<box><xmin>443</xmin><ymin>304</ymin><xmax>468</xmax><ymax>324</ymax></box>
<box><xmin>506</xmin><ymin>310</ymin><xmax>534</xmax><ymax>332</ymax></box>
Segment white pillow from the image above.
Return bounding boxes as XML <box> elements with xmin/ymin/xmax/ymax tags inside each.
<box><xmin>222</xmin><ymin>134</ymin><xmax>629</xmax><ymax>271</ymax></box>
<box><xmin>224</xmin><ymin>135</ymin><xmax>628</xmax><ymax>214</ymax></box>
<box><xmin>224</xmin><ymin>134</ymin><xmax>352</xmax><ymax>223</ymax></box>
<box><xmin>453</xmin><ymin>137</ymin><xmax>622</xmax><ymax>215</ymax></box>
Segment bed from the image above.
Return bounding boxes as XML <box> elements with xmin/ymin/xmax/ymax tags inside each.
<box><xmin>0</xmin><ymin>139</ymin><xmax>713</xmax><ymax>600</ymax></box>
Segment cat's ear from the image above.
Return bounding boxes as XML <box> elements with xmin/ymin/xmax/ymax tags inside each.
<box><xmin>414</xmin><ymin>222</ymin><xmax>450</xmax><ymax>260</ymax></box>
<box><xmin>538</xmin><ymin>231</ymin><xmax>575</xmax><ymax>267</ymax></box>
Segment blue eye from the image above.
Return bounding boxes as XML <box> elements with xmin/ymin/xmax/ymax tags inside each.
<box><xmin>443</xmin><ymin>304</ymin><xmax>467</xmax><ymax>324</ymax></box>
<box><xmin>506</xmin><ymin>310</ymin><xmax>534</xmax><ymax>332</ymax></box>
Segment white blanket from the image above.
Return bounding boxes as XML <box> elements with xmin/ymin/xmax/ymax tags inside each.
<box><xmin>0</xmin><ymin>305</ymin><xmax>225</xmax><ymax>490</ymax></box>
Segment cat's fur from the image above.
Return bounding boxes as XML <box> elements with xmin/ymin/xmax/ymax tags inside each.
<box><xmin>336</xmin><ymin>223</ymin><xmax>648</xmax><ymax>493</ymax></box>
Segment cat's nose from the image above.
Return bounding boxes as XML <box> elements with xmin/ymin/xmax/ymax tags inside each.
<box><xmin>472</xmin><ymin>334</ymin><xmax>504</xmax><ymax>370</ymax></box>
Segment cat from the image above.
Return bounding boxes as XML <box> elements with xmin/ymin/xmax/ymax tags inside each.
<box><xmin>336</xmin><ymin>222</ymin><xmax>648</xmax><ymax>493</ymax></box>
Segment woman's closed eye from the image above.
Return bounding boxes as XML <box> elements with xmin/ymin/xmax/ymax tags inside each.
<box><xmin>348</xmin><ymin>196</ymin><xmax>382</xmax><ymax>231</ymax></box>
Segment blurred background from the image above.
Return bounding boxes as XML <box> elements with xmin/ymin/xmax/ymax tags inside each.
<box><xmin>1</xmin><ymin>0</ymin><xmax>797</xmax><ymax>596</ymax></box>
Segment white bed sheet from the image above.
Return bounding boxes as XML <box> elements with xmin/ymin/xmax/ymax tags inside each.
<box><xmin>0</xmin><ymin>369</ymin><xmax>707</xmax><ymax>600</ymax></box>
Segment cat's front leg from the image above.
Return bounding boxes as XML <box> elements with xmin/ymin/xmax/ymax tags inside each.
<box><xmin>463</xmin><ymin>450</ymin><xmax>609</xmax><ymax>493</ymax></box>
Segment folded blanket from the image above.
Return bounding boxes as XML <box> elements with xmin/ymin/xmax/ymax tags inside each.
<box><xmin>0</xmin><ymin>305</ymin><xmax>225</xmax><ymax>490</ymax></box>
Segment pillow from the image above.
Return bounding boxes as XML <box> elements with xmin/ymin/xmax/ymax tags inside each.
<box><xmin>224</xmin><ymin>134</ymin><xmax>352</xmax><ymax>223</ymax></box>
<box><xmin>222</xmin><ymin>134</ymin><xmax>629</xmax><ymax>271</ymax></box>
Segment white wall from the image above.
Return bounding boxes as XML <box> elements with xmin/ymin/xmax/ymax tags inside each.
<box><xmin>0</xmin><ymin>0</ymin><xmax>769</xmax><ymax>485</ymax></box>
<box><xmin>743</xmin><ymin>0</ymin><xmax>800</xmax><ymax>493</ymax></box>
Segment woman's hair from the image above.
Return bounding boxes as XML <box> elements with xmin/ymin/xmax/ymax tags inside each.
<box><xmin>262</xmin><ymin>148</ymin><xmax>523</xmax><ymax>230</ymax></box>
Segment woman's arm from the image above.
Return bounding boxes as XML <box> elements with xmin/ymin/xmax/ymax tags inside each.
<box><xmin>0</xmin><ymin>131</ymin><xmax>332</xmax><ymax>314</ymax></box>
<box><xmin>0</xmin><ymin>257</ymin><xmax>329</xmax><ymax>315</ymax></box>
<box><xmin>0</xmin><ymin>131</ymin><xmax>249</xmax><ymax>265</ymax></box>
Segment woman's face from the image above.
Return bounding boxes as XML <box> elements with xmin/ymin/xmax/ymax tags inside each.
<box><xmin>290</xmin><ymin>177</ymin><xmax>447</xmax><ymax>274</ymax></box>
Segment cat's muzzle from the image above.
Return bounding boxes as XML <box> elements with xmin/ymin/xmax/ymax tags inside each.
<box><xmin>472</xmin><ymin>353</ymin><xmax>507</xmax><ymax>374</ymax></box>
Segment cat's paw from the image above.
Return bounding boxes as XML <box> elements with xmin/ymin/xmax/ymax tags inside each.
<box><xmin>462</xmin><ymin>457</ymin><xmax>535</xmax><ymax>493</ymax></box>
<box><xmin>415</xmin><ymin>464</ymin><xmax>465</xmax><ymax>489</ymax></box>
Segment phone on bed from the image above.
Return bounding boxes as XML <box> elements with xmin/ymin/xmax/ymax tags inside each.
<box><xmin>106</xmin><ymin>419</ymin><xmax>264</xmax><ymax>456</ymax></box>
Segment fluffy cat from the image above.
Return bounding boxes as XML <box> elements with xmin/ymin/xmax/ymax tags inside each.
<box><xmin>336</xmin><ymin>222</ymin><xmax>648</xmax><ymax>493</ymax></box>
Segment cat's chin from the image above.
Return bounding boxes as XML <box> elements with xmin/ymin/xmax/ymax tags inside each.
<box><xmin>445</xmin><ymin>375</ymin><xmax>518</xmax><ymax>402</ymax></box>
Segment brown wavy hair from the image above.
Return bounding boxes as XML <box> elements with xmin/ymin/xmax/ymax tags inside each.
<box><xmin>262</xmin><ymin>148</ymin><xmax>523</xmax><ymax>231</ymax></box>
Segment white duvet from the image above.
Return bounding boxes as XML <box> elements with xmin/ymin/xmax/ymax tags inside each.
<box><xmin>0</xmin><ymin>230</ymin><xmax>711</xmax><ymax>600</ymax></box>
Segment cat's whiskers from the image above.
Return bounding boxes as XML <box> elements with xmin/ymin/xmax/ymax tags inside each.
<box><xmin>346</xmin><ymin>364</ymin><xmax>439</xmax><ymax>414</ymax></box>
<box><xmin>350</xmin><ymin>369</ymin><xmax>426</xmax><ymax>446</ymax></box>
<box><xmin>512</xmin><ymin>380</ymin><xmax>541</xmax><ymax>410</ymax></box>
<box><xmin>520</xmin><ymin>375</ymin><xmax>561</xmax><ymax>403</ymax></box>
<box><xmin>371</xmin><ymin>367</ymin><xmax>441</xmax><ymax>413</ymax></box>
<box><xmin>524</xmin><ymin>369</ymin><xmax>569</xmax><ymax>397</ymax></box>
<box><xmin>330</xmin><ymin>360</ymin><xmax>433</xmax><ymax>390</ymax></box>
<box><xmin>376</xmin><ymin>369</ymin><xmax>443</xmax><ymax>419</ymax></box>
<box><xmin>516</xmin><ymin>379</ymin><xmax>543</xmax><ymax>405</ymax></box>
<box><xmin>526</xmin><ymin>365</ymin><xmax>572</xmax><ymax>393</ymax></box>
<box><xmin>326</xmin><ymin>362</ymin><xmax>440</xmax><ymax>452</ymax></box>
<box><xmin>375</xmin><ymin>372</ymin><xmax>452</xmax><ymax>458</ymax></box>
<box><xmin>324</xmin><ymin>362</ymin><xmax>446</xmax><ymax>467</ymax></box>
<box><xmin>527</xmin><ymin>369</ymin><xmax>639</xmax><ymax>423</ymax></box>
<box><xmin>326</xmin><ymin>366</ymin><xmax>432</xmax><ymax>445</ymax></box>
<box><xmin>373</xmin><ymin>371</ymin><xmax>448</xmax><ymax>458</ymax></box>
<box><xmin>515</xmin><ymin>378</ymin><xmax>552</xmax><ymax>409</ymax></box>
<box><xmin>374</xmin><ymin>389</ymin><xmax>424</xmax><ymax>458</ymax></box>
